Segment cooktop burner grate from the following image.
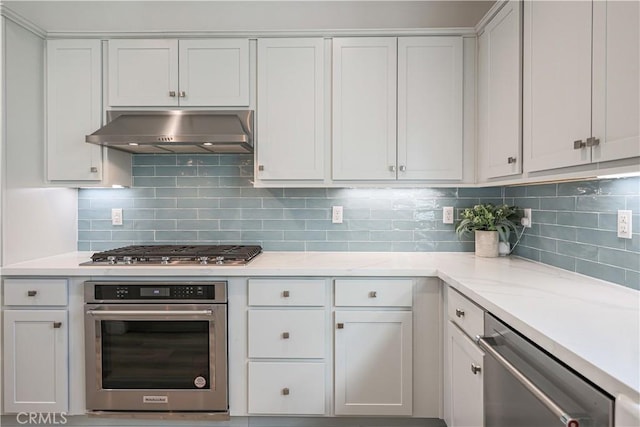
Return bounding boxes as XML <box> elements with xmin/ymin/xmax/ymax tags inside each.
<box><xmin>84</xmin><ymin>244</ymin><xmax>262</xmax><ymax>266</ymax></box>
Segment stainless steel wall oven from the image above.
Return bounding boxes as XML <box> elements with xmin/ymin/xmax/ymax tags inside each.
<box><xmin>84</xmin><ymin>281</ymin><xmax>228</xmax><ymax>416</ymax></box>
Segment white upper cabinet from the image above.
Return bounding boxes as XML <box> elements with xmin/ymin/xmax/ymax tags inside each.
<box><xmin>46</xmin><ymin>39</ymin><xmax>131</xmax><ymax>186</ymax></box>
<box><xmin>398</xmin><ymin>37</ymin><xmax>463</xmax><ymax>180</ymax></box>
<box><xmin>524</xmin><ymin>0</ymin><xmax>639</xmax><ymax>173</ymax></box>
<box><xmin>332</xmin><ymin>37</ymin><xmax>397</xmax><ymax>180</ymax></box>
<box><xmin>256</xmin><ymin>38</ymin><xmax>325</xmax><ymax>181</ymax></box>
<box><xmin>477</xmin><ymin>0</ymin><xmax>522</xmax><ymax>180</ymax></box>
<box><xmin>591</xmin><ymin>0</ymin><xmax>640</xmax><ymax>163</ymax></box>
<box><xmin>108</xmin><ymin>39</ymin><xmax>249</xmax><ymax>107</ymax></box>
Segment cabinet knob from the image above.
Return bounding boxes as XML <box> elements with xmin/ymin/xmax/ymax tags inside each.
<box><xmin>258</xmin><ymin>165</ymin><xmax>265</xmax><ymax>171</ymax></box>
<box><xmin>169</xmin><ymin>91</ymin><xmax>177</xmax><ymax>97</ymax></box>
<box><xmin>282</xmin><ymin>290</ymin><xmax>290</xmax><ymax>298</ymax></box>
<box><xmin>389</xmin><ymin>165</ymin><xmax>396</xmax><ymax>172</ymax></box>
<box><xmin>282</xmin><ymin>388</ymin><xmax>290</xmax><ymax>396</ymax></box>
<box><xmin>586</xmin><ymin>137</ymin><xmax>600</xmax><ymax>147</ymax></box>
<box><xmin>337</xmin><ymin>323</ymin><xmax>344</xmax><ymax>329</ymax></box>
<box><xmin>179</xmin><ymin>91</ymin><xmax>186</xmax><ymax>97</ymax></box>
<box><xmin>53</xmin><ymin>322</ymin><xmax>62</xmax><ymax>329</ymax></box>
<box><xmin>27</xmin><ymin>290</ymin><xmax>38</xmax><ymax>297</ymax></box>
<box><xmin>90</xmin><ymin>166</ymin><xmax>99</xmax><ymax>173</ymax></box>
<box><xmin>399</xmin><ymin>165</ymin><xmax>406</xmax><ymax>172</ymax></box>
<box><xmin>471</xmin><ymin>363</ymin><xmax>482</xmax><ymax>375</ymax></box>
<box><xmin>507</xmin><ymin>157</ymin><xmax>517</xmax><ymax>164</ymax></box>
<box><xmin>282</xmin><ymin>332</ymin><xmax>290</xmax><ymax>339</ymax></box>
<box><xmin>573</xmin><ymin>140</ymin><xmax>586</xmax><ymax>149</ymax></box>
<box><xmin>369</xmin><ymin>291</ymin><xmax>377</xmax><ymax>298</ymax></box>
<box><xmin>455</xmin><ymin>308</ymin><xmax>465</xmax><ymax>318</ymax></box>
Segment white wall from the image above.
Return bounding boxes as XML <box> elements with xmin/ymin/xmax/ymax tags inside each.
<box><xmin>1</xmin><ymin>19</ymin><xmax>77</xmax><ymax>265</ymax></box>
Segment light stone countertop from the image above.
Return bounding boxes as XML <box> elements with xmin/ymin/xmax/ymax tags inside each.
<box><xmin>2</xmin><ymin>251</ymin><xmax>639</xmax><ymax>418</ymax></box>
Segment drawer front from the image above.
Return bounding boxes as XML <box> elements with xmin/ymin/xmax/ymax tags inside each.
<box><xmin>448</xmin><ymin>287</ymin><xmax>484</xmax><ymax>339</ymax></box>
<box><xmin>248</xmin><ymin>279</ymin><xmax>325</xmax><ymax>306</ymax></box>
<box><xmin>248</xmin><ymin>310</ymin><xmax>325</xmax><ymax>358</ymax></box>
<box><xmin>334</xmin><ymin>279</ymin><xmax>413</xmax><ymax>307</ymax></box>
<box><xmin>248</xmin><ymin>362</ymin><xmax>325</xmax><ymax>415</ymax></box>
<box><xmin>3</xmin><ymin>279</ymin><xmax>68</xmax><ymax>306</ymax></box>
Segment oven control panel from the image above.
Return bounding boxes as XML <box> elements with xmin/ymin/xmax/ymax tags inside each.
<box><xmin>94</xmin><ymin>284</ymin><xmax>218</xmax><ymax>301</ymax></box>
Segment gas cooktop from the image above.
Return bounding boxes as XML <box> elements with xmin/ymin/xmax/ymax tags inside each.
<box><xmin>81</xmin><ymin>245</ymin><xmax>262</xmax><ymax>266</ymax></box>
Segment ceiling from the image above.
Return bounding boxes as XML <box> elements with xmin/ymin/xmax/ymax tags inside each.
<box><xmin>3</xmin><ymin>1</ymin><xmax>495</xmax><ymax>34</ymax></box>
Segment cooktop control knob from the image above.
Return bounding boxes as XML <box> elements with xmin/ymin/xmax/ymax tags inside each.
<box><xmin>107</xmin><ymin>256</ymin><xmax>116</xmax><ymax>265</ymax></box>
<box><xmin>199</xmin><ymin>257</ymin><xmax>209</xmax><ymax>265</ymax></box>
<box><xmin>215</xmin><ymin>256</ymin><xmax>225</xmax><ymax>265</ymax></box>
<box><xmin>122</xmin><ymin>256</ymin><xmax>133</xmax><ymax>265</ymax></box>
<box><xmin>161</xmin><ymin>256</ymin><xmax>170</xmax><ymax>265</ymax></box>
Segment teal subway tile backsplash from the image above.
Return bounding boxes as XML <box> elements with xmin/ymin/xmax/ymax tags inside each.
<box><xmin>78</xmin><ymin>154</ymin><xmax>640</xmax><ymax>290</ymax></box>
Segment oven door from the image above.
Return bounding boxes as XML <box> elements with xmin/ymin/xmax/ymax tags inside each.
<box><xmin>85</xmin><ymin>304</ymin><xmax>227</xmax><ymax>412</ymax></box>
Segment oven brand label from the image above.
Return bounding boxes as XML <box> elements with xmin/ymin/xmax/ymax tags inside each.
<box><xmin>194</xmin><ymin>376</ymin><xmax>207</xmax><ymax>388</ymax></box>
<box><xmin>143</xmin><ymin>396</ymin><xmax>168</xmax><ymax>404</ymax></box>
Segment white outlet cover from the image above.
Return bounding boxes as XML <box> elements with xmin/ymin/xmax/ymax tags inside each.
<box><xmin>443</xmin><ymin>207</ymin><xmax>454</xmax><ymax>224</ymax></box>
<box><xmin>618</xmin><ymin>210</ymin><xmax>632</xmax><ymax>239</ymax></box>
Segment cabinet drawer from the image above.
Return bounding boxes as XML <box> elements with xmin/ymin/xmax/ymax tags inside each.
<box><xmin>3</xmin><ymin>279</ymin><xmax>68</xmax><ymax>306</ymax></box>
<box><xmin>248</xmin><ymin>310</ymin><xmax>325</xmax><ymax>358</ymax></box>
<box><xmin>248</xmin><ymin>362</ymin><xmax>325</xmax><ymax>415</ymax></box>
<box><xmin>248</xmin><ymin>279</ymin><xmax>325</xmax><ymax>306</ymax></box>
<box><xmin>334</xmin><ymin>279</ymin><xmax>413</xmax><ymax>307</ymax></box>
<box><xmin>448</xmin><ymin>287</ymin><xmax>484</xmax><ymax>339</ymax></box>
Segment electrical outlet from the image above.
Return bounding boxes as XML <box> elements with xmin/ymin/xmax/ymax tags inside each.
<box><xmin>618</xmin><ymin>210</ymin><xmax>632</xmax><ymax>239</ymax></box>
<box><xmin>332</xmin><ymin>206</ymin><xmax>343</xmax><ymax>224</ymax></box>
<box><xmin>443</xmin><ymin>207</ymin><xmax>454</xmax><ymax>224</ymax></box>
<box><xmin>521</xmin><ymin>208</ymin><xmax>532</xmax><ymax>228</ymax></box>
<box><xmin>111</xmin><ymin>208</ymin><xmax>123</xmax><ymax>226</ymax></box>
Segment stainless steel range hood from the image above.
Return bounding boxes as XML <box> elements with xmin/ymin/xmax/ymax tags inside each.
<box><xmin>86</xmin><ymin>110</ymin><xmax>254</xmax><ymax>154</ymax></box>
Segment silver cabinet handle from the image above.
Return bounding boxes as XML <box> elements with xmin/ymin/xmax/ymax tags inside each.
<box><xmin>471</xmin><ymin>363</ymin><xmax>481</xmax><ymax>375</ymax></box>
<box><xmin>369</xmin><ymin>291</ymin><xmax>377</xmax><ymax>298</ymax></box>
<box><xmin>179</xmin><ymin>91</ymin><xmax>186</xmax><ymax>97</ymax></box>
<box><xmin>399</xmin><ymin>165</ymin><xmax>406</xmax><ymax>172</ymax></box>
<box><xmin>27</xmin><ymin>290</ymin><xmax>38</xmax><ymax>297</ymax></box>
<box><xmin>586</xmin><ymin>137</ymin><xmax>600</xmax><ymax>147</ymax></box>
<box><xmin>477</xmin><ymin>336</ymin><xmax>584</xmax><ymax>427</ymax></box>
<box><xmin>258</xmin><ymin>165</ymin><xmax>265</xmax><ymax>171</ymax></box>
<box><xmin>90</xmin><ymin>166</ymin><xmax>99</xmax><ymax>173</ymax></box>
<box><xmin>169</xmin><ymin>91</ymin><xmax>176</xmax><ymax>97</ymax></box>
<box><xmin>337</xmin><ymin>323</ymin><xmax>344</xmax><ymax>329</ymax></box>
<box><xmin>455</xmin><ymin>308</ymin><xmax>465</xmax><ymax>318</ymax></box>
<box><xmin>389</xmin><ymin>165</ymin><xmax>396</xmax><ymax>172</ymax></box>
<box><xmin>573</xmin><ymin>140</ymin><xmax>586</xmax><ymax>149</ymax></box>
<box><xmin>282</xmin><ymin>332</ymin><xmax>290</xmax><ymax>339</ymax></box>
<box><xmin>507</xmin><ymin>157</ymin><xmax>517</xmax><ymax>164</ymax></box>
<box><xmin>282</xmin><ymin>388</ymin><xmax>290</xmax><ymax>396</ymax></box>
<box><xmin>282</xmin><ymin>290</ymin><xmax>290</xmax><ymax>298</ymax></box>
<box><xmin>53</xmin><ymin>322</ymin><xmax>62</xmax><ymax>329</ymax></box>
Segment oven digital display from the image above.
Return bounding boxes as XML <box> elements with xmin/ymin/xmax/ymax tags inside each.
<box><xmin>140</xmin><ymin>287</ymin><xmax>170</xmax><ymax>297</ymax></box>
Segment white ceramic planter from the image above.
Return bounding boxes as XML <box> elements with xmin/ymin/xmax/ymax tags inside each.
<box><xmin>475</xmin><ymin>230</ymin><xmax>499</xmax><ymax>257</ymax></box>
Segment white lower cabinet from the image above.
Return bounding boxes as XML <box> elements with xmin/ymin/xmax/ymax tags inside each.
<box><xmin>247</xmin><ymin>362</ymin><xmax>325</xmax><ymax>415</ymax></box>
<box><xmin>3</xmin><ymin>310</ymin><xmax>68</xmax><ymax>413</ymax></box>
<box><xmin>334</xmin><ymin>310</ymin><xmax>413</xmax><ymax>416</ymax></box>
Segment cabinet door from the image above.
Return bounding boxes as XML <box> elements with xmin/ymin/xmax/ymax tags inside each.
<box><xmin>523</xmin><ymin>1</ymin><xmax>593</xmax><ymax>172</ymax></box>
<box><xmin>397</xmin><ymin>37</ymin><xmax>463</xmax><ymax>180</ymax></box>
<box><xmin>3</xmin><ymin>310</ymin><xmax>68</xmax><ymax>413</ymax></box>
<box><xmin>592</xmin><ymin>0</ymin><xmax>640</xmax><ymax>162</ymax></box>
<box><xmin>46</xmin><ymin>40</ymin><xmax>103</xmax><ymax>181</ymax></box>
<box><xmin>332</xmin><ymin>38</ymin><xmax>397</xmax><ymax>180</ymax></box>
<box><xmin>108</xmin><ymin>39</ymin><xmax>179</xmax><ymax>106</ymax></box>
<box><xmin>179</xmin><ymin>39</ymin><xmax>249</xmax><ymax>107</ymax></box>
<box><xmin>448</xmin><ymin>322</ymin><xmax>484</xmax><ymax>427</ymax></box>
<box><xmin>256</xmin><ymin>38</ymin><xmax>325</xmax><ymax>180</ymax></box>
<box><xmin>478</xmin><ymin>1</ymin><xmax>522</xmax><ymax>180</ymax></box>
<box><xmin>334</xmin><ymin>310</ymin><xmax>412</xmax><ymax>416</ymax></box>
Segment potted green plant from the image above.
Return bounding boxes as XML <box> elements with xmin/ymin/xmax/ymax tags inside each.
<box><xmin>455</xmin><ymin>204</ymin><xmax>521</xmax><ymax>257</ymax></box>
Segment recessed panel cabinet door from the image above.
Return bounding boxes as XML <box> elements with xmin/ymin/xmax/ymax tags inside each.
<box><xmin>46</xmin><ymin>39</ymin><xmax>103</xmax><ymax>181</ymax></box>
<box><xmin>592</xmin><ymin>0</ymin><xmax>640</xmax><ymax>162</ymax></box>
<box><xmin>3</xmin><ymin>310</ymin><xmax>68</xmax><ymax>413</ymax></box>
<box><xmin>397</xmin><ymin>37</ymin><xmax>463</xmax><ymax>180</ymax></box>
<box><xmin>256</xmin><ymin>38</ymin><xmax>325</xmax><ymax>180</ymax></box>
<box><xmin>334</xmin><ymin>310</ymin><xmax>412</xmax><ymax>416</ymax></box>
<box><xmin>332</xmin><ymin>38</ymin><xmax>397</xmax><ymax>180</ymax></box>
<box><xmin>108</xmin><ymin>39</ymin><xmax>179</xmax><ymax>106</ymax></box>
<box><xmin>523</xmin><ymin>1</ymin><xmax>593</xmax><ymax>172</ymax></box>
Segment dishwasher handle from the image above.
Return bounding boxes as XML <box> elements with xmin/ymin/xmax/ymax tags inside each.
<box><xmin>477</xmin><ymin>336</ymin><xmax>590</xmax><ymax>427</ymax></box>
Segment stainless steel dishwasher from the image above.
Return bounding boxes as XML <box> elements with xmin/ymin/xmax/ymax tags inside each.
<box><xmin>477</xmin><ymin>313</ymin><xmax>614</xmax><ymax>427</ymax></box>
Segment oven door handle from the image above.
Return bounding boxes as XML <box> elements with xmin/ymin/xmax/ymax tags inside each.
<box><xmin>87</xmin><ymin>309</ymin><xmax>213</xmax><ymax>316</ymax></box>
<box><xmin>477</xmin><ymin>336</ymin><xmax>588</xmax><ymax>427</ymax></box>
